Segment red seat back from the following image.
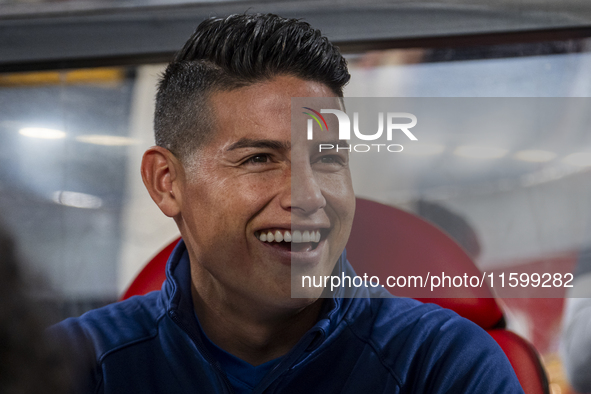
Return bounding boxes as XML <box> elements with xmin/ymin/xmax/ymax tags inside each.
<box><xmin>121</xmin><ymin>238</ymin><xmax>177</xmax><ymax>301</ymax></box>
<box><xmin>345</xmin><ymin>198</ymin><xmax>503</xmax><ymax>329</ymax></box>
<box><xmin>488</xmin><ymin>329</ymin><xmax>549</xmax><ymax>394</ymax></box>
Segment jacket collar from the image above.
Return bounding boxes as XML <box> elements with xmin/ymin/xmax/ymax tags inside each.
<box><xmin>159</xmin><ymin>238</ymin><xmax>361</xmax><ymax>353</ymax></box>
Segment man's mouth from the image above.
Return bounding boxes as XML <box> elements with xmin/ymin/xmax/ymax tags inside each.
<box><xmin>255</xmin><ymin>229</ymin><xmax>322</xmax><ymax>252</ymax></box>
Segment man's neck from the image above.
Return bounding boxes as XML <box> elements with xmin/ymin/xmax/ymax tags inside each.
<box><xmin>191</xmin><ymin>284</ymin><xmax>324</xmax><ymax>366</ymax></box>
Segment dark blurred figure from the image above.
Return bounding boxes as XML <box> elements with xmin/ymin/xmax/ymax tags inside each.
<box><xmin>560</xmin><ymin>247</ymin><xmax>591</xmax><ymax>393</ymax></box>
<box><xmin>0</xmin><ymin>224</ymin><xmax>70</xmax><ymax>394</ymax></box>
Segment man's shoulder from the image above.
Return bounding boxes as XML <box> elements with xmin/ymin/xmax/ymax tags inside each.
<box><xmin>347</xmin><ymin>296</ymin><xmax>459</xmax><ymax>338</ymax></box>
<box><xmin>344</xmin><ymin>297</ymin><xmax>523</xmax><ymax>392</ymax></box>
<box><xmin>49</xmin><ymin>291</ymin><xmax>165</xmax><ymax>362</ymax></box>
<box><xmin>356</xmin><ymin>297</ymin><xmax>499</xmax><ymax>359</ymax></box>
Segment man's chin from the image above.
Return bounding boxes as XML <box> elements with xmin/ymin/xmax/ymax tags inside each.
<box><xmin>290</xmin><ymin>271</ymin><xmax>329</xmax><ymax>300</ymax></box>
<box><xmin>276</xmin><ymin>292</ymin><xmax>324</xmax><ymax>313</ymax></box>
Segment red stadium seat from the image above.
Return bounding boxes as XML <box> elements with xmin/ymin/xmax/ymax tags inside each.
<box><xmin>121</xmin><ymin>197</ymin><xmax>549</xmax><ymax>394</ymax></box>
<box><xmin>121</xmin><ymin>239</ymin><xmax>178</xmax><ymax>301</ymax></box>
<box><xmin>346</xmin><ymin>198</ymin><xmax>503</xmax><ymax>329</ymax></box>
<box><xmin>488</xmin><ymin>329</ymin><xmax>549</xmax><ymax>394</ymax></box>
<box><xmin>345</xmin><ymin>199</ymin><xmax>549</xmax><ymax>394</ymax></box>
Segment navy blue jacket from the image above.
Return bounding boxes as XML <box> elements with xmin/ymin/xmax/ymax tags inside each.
<box><xmin>52</xmin><ymin>240</ymin><xmax>524</xmax><ymax>393</ymax></box>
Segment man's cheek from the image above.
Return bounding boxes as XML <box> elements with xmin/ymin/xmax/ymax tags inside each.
<box><xmin>321</xmin><ymin>180</ymin><xmax>355</xmax><ymax>210</ymax></box>
<box><xmin>235</xmin><ymin>174</ymin><xmax>289</xmax><ymax>201</ymax></box>
<box><xmin>317</xmin><ymin>169</ymin><xmax>353</xmax><ymax>187</ymax></box>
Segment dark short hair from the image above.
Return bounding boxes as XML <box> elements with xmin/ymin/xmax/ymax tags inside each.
<box><xmin>154</xmin><ymin>13</ymin><xmax>350</xmax><ymax>162</ymax></box>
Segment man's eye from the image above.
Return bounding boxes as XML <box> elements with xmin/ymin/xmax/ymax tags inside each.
<box><xmin>245</xmin><ymin>154</ymin><xmax>269</xmax><ymax>164</ymax></box>
<box><xmin>313</xmin><ymin>155</ymin><xmax>347</xmax><ymax>171</ymax></box>
<box><xmin>319</xmin><ymin>156</ymin><xmax>341</xmax><ymax>164</ymax></box>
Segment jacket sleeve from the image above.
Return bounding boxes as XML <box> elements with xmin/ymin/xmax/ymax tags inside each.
<box><xmin>411</xmin><ymin>313</ymin><xmax>526</xmax><ymax>393</ymax></box>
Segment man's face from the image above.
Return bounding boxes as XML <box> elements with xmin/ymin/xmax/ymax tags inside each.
<box><xmin>177</xmin><ymin>75</ymin><xmax>355</xmax><ymax>311</ymax></box>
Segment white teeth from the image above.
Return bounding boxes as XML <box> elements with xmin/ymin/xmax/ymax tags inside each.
<box><xmin>302</xmin><ymin>230</ymin><xmax>311</xmax><ymax>242</ymax></box>
<box><xmin>274</xmin><ymin>230</ymin><xmax>283</xmax><ymax>242</ymax></box>
<box><xmin>284</xmin><ymin>231</ymin><xmax>292</xmax><ymax>242</ymax></box>
<box><xmin>257</xmin><ymin>229</ymin><xmax>321</xmax><ymax>243</ymax></box>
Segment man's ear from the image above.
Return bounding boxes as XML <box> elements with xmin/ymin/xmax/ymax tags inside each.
<box><xmin>141</xmin><ymin>146</ymin><xmax>183</xmax><ymax>218</ymax></box>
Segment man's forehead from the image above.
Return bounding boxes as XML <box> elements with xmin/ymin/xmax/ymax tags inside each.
<box><xmin>202</xmin><ymin>78</ymin><xmax>341</xmax><ymax>148</ymax></box>
<box><xmin>223</xmin><ymin>137</ymin><xmax>348</xmax><ymax>152</ymax></box>
<box><xmin>209</xmin><ymin>78</ymin><xmax>341</xmax><ymax>118</ymax></box>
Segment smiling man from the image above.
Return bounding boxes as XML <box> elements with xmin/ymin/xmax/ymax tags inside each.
<box><xmin>52</xmin><ymin>13</ymin><xmax>525</xmax><ymax>393</ymax></box>
<box><xmin>144</xmin><ymin>74</ymin><xmax>353</xmax><ymax>367</ymax></box>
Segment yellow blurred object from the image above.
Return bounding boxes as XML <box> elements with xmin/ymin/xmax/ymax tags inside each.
<box><xmin>542</xmin><ymin>352</ymin><xmax>577</xmax><ymax>394</ymax></box>
<box><xmin>550</xmin><ymin>382</ymin><xmax>563</xmax><ymax>394</ymax></box>
<box><xmin>0</xmin><ymin>68</ymin><xmax>125</xmax><ymax>87</ymax></box>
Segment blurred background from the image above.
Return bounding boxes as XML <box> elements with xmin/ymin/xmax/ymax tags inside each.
<box><xmin>3</xmin><ymin>0</ymin><xmax>591</xmax><ymax>392</ymax></box>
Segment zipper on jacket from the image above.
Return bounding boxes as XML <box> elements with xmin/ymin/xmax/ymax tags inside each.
<box><xmin>250</xmin><ymin>329</ymin><xmax>320</xmax><ymax>394</ymax></box>
<box><xmin>169</xmin><ymin>311</ymin><xmax>235</xmax><ymax>394</ymax></box>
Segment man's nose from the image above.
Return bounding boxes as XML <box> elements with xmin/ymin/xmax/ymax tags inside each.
<box><xmin>282</xmin><ymin>165</ymin><xmax>326</xmax><ymax>215</ymax></box>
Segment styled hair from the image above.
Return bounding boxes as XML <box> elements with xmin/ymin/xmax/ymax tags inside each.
<box><xmin>154</xmin><ymin>13</ymin><xmax>350</xmax><ymax>161</ymax></box>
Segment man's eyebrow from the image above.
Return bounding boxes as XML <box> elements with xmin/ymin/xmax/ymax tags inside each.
<box><xmin>320</xmin><ymin>140</ymin><xmax>350</xmax><ymax>148</ymax></box>
<box><xmin>226</xmin><ymin>138</ymin><xmax>291</xmax><ymax>151</ymax></box>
